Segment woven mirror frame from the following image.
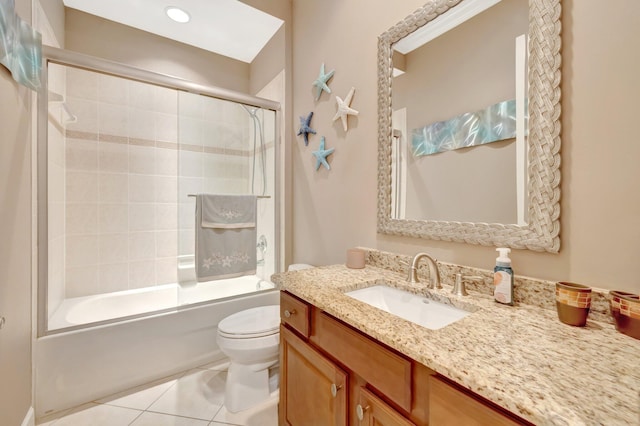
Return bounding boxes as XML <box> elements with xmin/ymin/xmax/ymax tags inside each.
<box><xmin>377</xmin><ymin>0</ymin><xmax>561</xmax><ymax>252</ymax></box>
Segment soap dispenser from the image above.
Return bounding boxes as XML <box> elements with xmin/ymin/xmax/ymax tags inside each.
<box><xmin>493</xmin><ymin>248</ymin><xmax>514</xmax><ymax>305</ymax></box>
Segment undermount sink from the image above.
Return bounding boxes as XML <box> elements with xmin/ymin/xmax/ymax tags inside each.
<box><xmin>345</xmin><ymin>285</ymin><xmax>471</xmax><ymax>330</ymax></box>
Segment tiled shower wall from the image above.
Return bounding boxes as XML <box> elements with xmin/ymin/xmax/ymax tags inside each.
<box><xmin>177</xmin><ymin>92</ymin><xmax>253</xmax><ymax>263</ymax></box>
<box><xmin>53</xmin><ymin>65</ymin><xmax>258</xmax><ymax>300</ymax></box>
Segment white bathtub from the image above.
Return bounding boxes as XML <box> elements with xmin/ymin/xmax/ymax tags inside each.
<box><xmin>47</xmin><ymin>275</ymin><xmax>275</xmax><ymax>330</ymax></box>
<box><xmin>35</xmin><ymin>276</ymin><xmax>279</xmax><ymax>417</ymax></box>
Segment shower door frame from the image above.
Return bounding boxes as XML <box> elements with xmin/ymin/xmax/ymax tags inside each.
<box><xmin>36</xmin><ymin>46</ymin><xmax>282</xmax><ymax>337</ymax></box>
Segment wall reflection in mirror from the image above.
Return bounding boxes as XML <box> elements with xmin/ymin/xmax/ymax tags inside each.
<box><xmin>390</xmin><ymin>0</ymin><xmax>528</xmax><ymax>224</ymax></box>
<box><xmin>378</xmin><ymin>0</ymin><xmax>561</xmax><ymax>252</ymax></box>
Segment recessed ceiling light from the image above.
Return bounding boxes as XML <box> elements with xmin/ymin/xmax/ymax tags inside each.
<box><xmin>165</xmin><ymin>6</ymin><xmax>190</xmax><ymax>23</ymax></box>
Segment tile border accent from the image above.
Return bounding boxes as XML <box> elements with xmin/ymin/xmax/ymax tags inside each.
<box><xmin>64</xmin><ymin>129</ymin><xmax>274</xmax><ymax>158</ymax></box>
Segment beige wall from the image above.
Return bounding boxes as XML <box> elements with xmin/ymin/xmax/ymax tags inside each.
<box><xmin>250</xmin><ymin>25</ymin><xmax>286</xmax><ymax>97</ymax></box>
<box><xmin>291</xmin><ymin>0</ymin><xmax>640</xmax><ymax>293</ymax></box>
<box><xmin>244</xmin><ymin>0</ymin><xmax>288</xmax><ymax>97</ymax></box>
<box><xmin>65</xmin><ymin>9</ymin><xmax>250</xmax><ymax>92</ymax></box>
<box><xmin>0</xmin><ymin>0</ymin><xmax>34</xmax><ymax>422</ymax></box>
<box><xmin>38</xmin><ymin>0</ymin><xmax>64</xmax><ymax>47</ymax></box>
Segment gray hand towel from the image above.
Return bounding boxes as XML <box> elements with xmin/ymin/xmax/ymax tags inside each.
<box><xmin>195</xmin><ymin>194</ymin><xmax>257</xmax><ymax>282</ymax></box>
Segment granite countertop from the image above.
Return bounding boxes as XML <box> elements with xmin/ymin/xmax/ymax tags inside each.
<box><xmin>272</xmin><ymin>265</ymin><xmax>640</xmax><ymax>426</ymax></box>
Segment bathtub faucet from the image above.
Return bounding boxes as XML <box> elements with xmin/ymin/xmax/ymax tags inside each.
<box><xmin>406</xmin><ymin>252</ymin><xmax>441</xmax><ymax>290</ymax></box>
<box><xmin>256</xmin><ymin>235</ymin><xmax>267</xmax><ymax>266</ymax></box>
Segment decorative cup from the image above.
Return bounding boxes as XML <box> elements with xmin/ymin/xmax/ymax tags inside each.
<box><xmin>555</xmin><ymin>282</ymin><xmax>591</xmax><ymax>327</ymax></box>
<box><xmin>610</xmin><ymin>291</ymin><xmax>640</xmax><ymax>340</ymax></box>
<box><xmin>346</xmin><ymin>248</ymin><xmax>365</xmax><ymax>269</ymax></box>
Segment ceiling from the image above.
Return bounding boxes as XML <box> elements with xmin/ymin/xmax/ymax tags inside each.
<box><xmin>62</xmin><ymin>0</ymin><xmax>284</xmax><ymax>63</ymax></box>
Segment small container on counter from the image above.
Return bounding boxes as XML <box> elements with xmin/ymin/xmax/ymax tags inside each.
<box><xmin>555</xmin><ymin>282</ymin><xmax>592</xmax><ymax>327</ymax></box>
<box><xmin>610</xmin><ymin>290</ymin><xmax>640</xmax><ymax>340</ymax></box>
<box><xmin>346</xmin><ymin>248</ymin><xmax>365</xmax><ymax>269</ymax></box>
<box><xmin>493</xmin><ymin>248</ymin><xmax>514</xmax><ymax>305</ymax></box>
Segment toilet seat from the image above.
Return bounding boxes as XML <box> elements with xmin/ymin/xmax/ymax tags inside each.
<box><xmin>218</xmin><ymin>305</ymin><xmax>280</xmax><ymax>339</ymax></box>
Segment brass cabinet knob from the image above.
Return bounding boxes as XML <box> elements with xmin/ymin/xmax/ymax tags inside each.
<box><xmin>283</xmin><ymin>309</ymin><xmax>296</xmax><ymax>318</ymax></box>
<box><xmin>330</xmin><ymin>383</ymin><xmax>343</xmax><ymax>397</ymax></box>
<box><xmin>356</xmin><ymin>403</ymin><xmax>369</xmax><ymax>421</ymax></box>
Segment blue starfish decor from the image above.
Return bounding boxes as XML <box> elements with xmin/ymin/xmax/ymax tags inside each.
<box><xmin>312</xmin><ymin>63</ymin><xmax>335</xmax><ymax>101</ymax></box>
<box><xmin>312</xmin><ymin>136</ymin><xmax>335</xmax><ymax>171</ymax></box>
<box><xmin>297</xmin><ymin>111</ymin><xmax>316</xmax><ymax>146</ymax></box>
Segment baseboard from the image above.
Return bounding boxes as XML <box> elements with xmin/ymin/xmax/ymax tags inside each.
<box><xmin>21</xmin><ymin>407</ymin><xmax>35</xmax><ymax>426</ymax></box>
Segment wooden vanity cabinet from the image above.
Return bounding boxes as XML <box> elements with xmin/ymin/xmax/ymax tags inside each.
<box><xmin>279</xmin><ymin>291</ymin><xmax>530</xmax><ymax>426</ymax></box>
<box><xmin>279</xmin><ymin>325</ymin><xmax>348</xmax><ymax>426</ymax></box>
<box><xmin>280</xmin><ymin>291</ymin><xmax>428</xmax><ymax>426</ymax></box>
<box><xmin>428</xmin><ymin>376</ymin><xmax>530</xmax><ymax>426</ymax></box>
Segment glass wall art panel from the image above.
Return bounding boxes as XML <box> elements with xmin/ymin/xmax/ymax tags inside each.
<box><xmin>0</xmin><ymin>0</ymin><xmax>42</xmax><ymax>90</ymax></box>
<box><xmin>411</xmin><ymin>99</ymin><xmax>528</xmax><ymax>157</ymax></box>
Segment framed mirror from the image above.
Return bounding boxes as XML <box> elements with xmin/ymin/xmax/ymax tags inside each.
<box><xmin>377</xmin><ymin>0</ymin><xmax>561</xmax><ymax>252</ymax></box>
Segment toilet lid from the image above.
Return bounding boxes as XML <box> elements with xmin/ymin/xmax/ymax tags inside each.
<box><xmin>218</xmin><ymin>305</ymin><xmax>280</xmax><ymax>338</ymax></box>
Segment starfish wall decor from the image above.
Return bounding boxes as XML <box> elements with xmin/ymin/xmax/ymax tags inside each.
<box><xmin>296</xmin><ymin>111</ymin><xmax>316</xmax><ymax>146</ymax></box>
<box><xmin>312</xmin><ymin>136</ymin><xmax>335</xmax><ymax>171</ymax></box>
<box><xmin>333</xmin><ymin>87</ymin><xmax>359</xmax><ymax>132</ymax></box>
<box><xmin>312</xmin><ymin>63</ymin><xmax>335</xmax><ymax>101</ymax></box>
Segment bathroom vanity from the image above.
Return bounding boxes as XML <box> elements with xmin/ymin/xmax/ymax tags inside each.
<box><xmin>273</xmin><ymin>261</ymin><xmax>640</xmax><ymax>425</ymax></box>
<box><xmin>279</xmin><ymin>291</ymin><xmax>526</xmax><ymax>425</ymax></box>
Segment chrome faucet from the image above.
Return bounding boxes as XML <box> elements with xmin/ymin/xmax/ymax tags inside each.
<box><xmin>406</xmin><ymin>252</ymin><xmax>441</xmax><ymax>289</ymax></box>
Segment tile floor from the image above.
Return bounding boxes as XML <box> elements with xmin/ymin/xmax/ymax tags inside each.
<box><xmin>36</xmin><ymin>360</ymin><xmax>278</xmax><ymax>426</ymax></box>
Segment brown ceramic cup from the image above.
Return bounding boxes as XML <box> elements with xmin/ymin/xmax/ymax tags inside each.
<box><xmin>610</xmin><ymin>291</ymin><xmax>640</xmax><ymax>340</ymax></box>
<box><xmin>555</xmin><ymin>282</ymin><xmax>592</xmax><ymax>326</ymax></box>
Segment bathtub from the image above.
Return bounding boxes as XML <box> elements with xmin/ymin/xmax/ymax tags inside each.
<box><xmin>47</xmin><ymin>275</ymin><xmax>275</xmax><ymax>330</ymax></box>
<box><xmin>35</xmin><ymin>276</ymin><xmax>279</xmax><ymax>417</ymax></box>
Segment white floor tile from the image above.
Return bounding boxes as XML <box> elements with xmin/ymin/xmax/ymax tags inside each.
<box><xmin>48</xmin><ymin>403</ymin><xmax>142</xmax><ymax>426</ymax></box>
<box><xmin>200</xmin><ymin>370</ymin><xmax>227</xmax><ymax>405</ymax></box>
<box><xmin>147</xmin><ymin>369</ymin><xmax>225</xmax><ymax>420</ymax></box>
<box><xmin>36</xmin><ymin>407</ymin><xmax>73</xmax><ymax>425</ymax></box>
<box><xmin>212</xmin><ymin>395</ymin><xmax>278</xmax><ymax>426</ymax></box>
<box><xmin>37</xmin><ymin>359</ymin><xmax>279</xmax><ymax>426</ymax></box>
<box><xmin>130</xmin><ymin>411</ymin><xmax>209</xmax><ymax>425</ymax></box>
<box><xmin>95</xmin><ymin>373</ymin><xmax>183</xmax><ymax>410</ymax></box>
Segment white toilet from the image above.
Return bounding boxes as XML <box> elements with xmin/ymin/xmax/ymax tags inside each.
<box><xmin>216</xmin><ymin>305</ymin><xmax>280</xmax><ymax>413</ymax></box>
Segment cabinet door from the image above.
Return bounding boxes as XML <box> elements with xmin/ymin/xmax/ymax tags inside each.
<box><xmin>429</xmin><ymin>376</ymin><xmax>527</xmax><ymax>426</ymax></box>
<box><xmin>356</xmin><ymin>387</ymin><xmax>416</xmax><ymax>426</ymax></box>
<box><xmin>280</xmin><ymin>325</ymin><xmax>348</xmax><ymax>426</ymax></box>
<box><xmin>311</xmin><ymin>311</ymin><xmax>412</xmax><ymax>411</ymax></box>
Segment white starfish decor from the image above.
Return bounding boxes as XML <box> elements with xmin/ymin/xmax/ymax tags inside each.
<box><xmin>332</xmin><ymin>87</ymin><xmax>359</xmax><ymax>132</ymax></box>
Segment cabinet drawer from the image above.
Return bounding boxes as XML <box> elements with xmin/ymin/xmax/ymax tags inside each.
<box><xmin>280</xmin><ymin>291</ymin><xmax>310</xmax><ymax>338</ymax></box>
<box><xmin>312</xmin><ymin>311</ymin><xmax>412</xmax><ymax>412</ymax></box>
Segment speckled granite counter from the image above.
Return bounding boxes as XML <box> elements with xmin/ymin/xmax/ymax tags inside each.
<box><xmin>272</xmin><ymin>265</ymin><xmax>640</xmax><ymax>426</ymax></box>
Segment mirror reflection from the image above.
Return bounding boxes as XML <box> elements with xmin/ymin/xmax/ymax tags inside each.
<box><xmin>391</xmin><ymin>0</ymin><xmax>528</xmax><ymax>224</ymax></box>
<box><xmin>377</xmin><ymin>0</ymin><xmax>561</xmax><ymax>252</ymax></box>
